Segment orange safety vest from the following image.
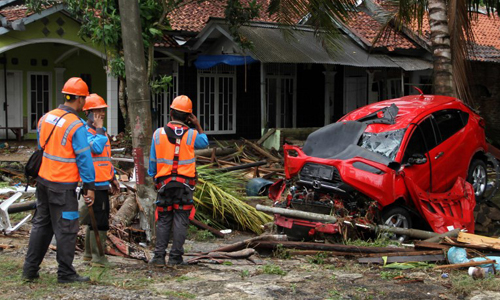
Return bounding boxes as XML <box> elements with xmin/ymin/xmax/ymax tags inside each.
<box><xmin>153</xmin><ymin>123</ymin><xmax>197</xmax><ymax>181</ymax></box>
<box><xmin>38</xmin><ymin>108</ymin><xmax>84</xmax><ymax>184</ymax></box>
<box><xmin>87</xmin><ymin>127</ymin><xmax>114</xmax><ymax>182</ymax></box>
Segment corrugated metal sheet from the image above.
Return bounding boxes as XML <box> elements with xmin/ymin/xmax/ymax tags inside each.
<box><xmin>388</xmin><ymin>56</ymin><xmax>433</xmax><ymax>71</ymax></box>
<box><xmin>238</xmin><ymin>24</ymin><xmax>432</xmax><ymax>69</ymax></box>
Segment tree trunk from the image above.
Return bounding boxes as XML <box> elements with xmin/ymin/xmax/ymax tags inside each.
<box><xmin>117</xmin><ymin>0</ymin><xmax>156</xmax><ymax>241</ymax></box>
<box><xmin>428</xmin><ymin>0</ymin><xmax>456</xmax><ymax>97</ymax></box>
<box><xmin>118</xmin><ymin>76</ymin><xmax>128</xmax><ymax>130</ymax></box>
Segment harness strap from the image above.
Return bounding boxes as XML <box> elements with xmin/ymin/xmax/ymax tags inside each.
<box><xmin>155</xmin><ymin>176</ymin><xmax>196</xmax><ymax>190</ymax></box>
<box><xmin>156</xmin><ymin>204</ymin><xmax>194</xmax><ymax>212</ymax></box>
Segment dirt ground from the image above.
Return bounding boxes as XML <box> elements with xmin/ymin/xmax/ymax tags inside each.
<box><xmin>1</xmin><ymin>226</ymin><xmax>500</xmax><ymax>300</ymax></box>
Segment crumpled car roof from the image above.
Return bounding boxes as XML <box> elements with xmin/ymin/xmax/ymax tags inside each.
<box><xmin>340</xmin><ymin>95</ymin><xmax>460</xmax><ymax>133</ymax></box>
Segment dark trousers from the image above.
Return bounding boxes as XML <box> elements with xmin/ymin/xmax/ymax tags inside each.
<box><xmin>154</xmin><ymin>192</ymin><xmax>190</xmax><ymax>263</ymax></box>
<box><xmin>23</xmin><ymin>183</ymin><xmax>79</xmax><ymax>278</ymax></box>
<box><xmin>86</xmin><ymin>190</ymin><xmax>110</xmax><ymax>231</ymax></box>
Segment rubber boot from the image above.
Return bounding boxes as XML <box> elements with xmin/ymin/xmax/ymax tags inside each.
<box><xmin>90</xmin><ymin>230</ymin><xmax>112</xmax><ymax>267</ymax></box>
<box><xmin>83</xmin><ymin>226</ymin><xmax>92</xmax><ymax>261</ymax></box>
<box><xmin>149</xmin><ymin>254</ymin><xmax>166</xmax><ymax>267</ymax></box>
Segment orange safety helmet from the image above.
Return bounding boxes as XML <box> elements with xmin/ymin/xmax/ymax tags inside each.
<box><xmin>61</xmin><ymin>77</ymin><xmax>90</xmax><ymax>97</ymax></box>
<box><xmin>83</xmin><ymin>93</ymin><xmax>108</xmax><ymax>111</ymax></box>
<box><xmin>170</xmin><ymin>95</ymin><xmax>192</xmax><ymax>113</ymax></box>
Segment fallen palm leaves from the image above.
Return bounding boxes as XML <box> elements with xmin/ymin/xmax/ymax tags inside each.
<box><xmin>194</xmin><ymin>166</ymin><xmax>273</xmax><ymax>234</ymax></box>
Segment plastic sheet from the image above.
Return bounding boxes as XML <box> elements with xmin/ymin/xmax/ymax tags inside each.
<box><xmin>447</xmin><ymin>247</ymin><xmax>500</xmax><ymax>270</ymax></box>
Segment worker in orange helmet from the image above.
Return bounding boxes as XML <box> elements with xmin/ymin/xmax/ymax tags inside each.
<box><xmin>81</xmin><ymin>93</ymin><xmax>120</xmax><ymax>267</ymax></box>
<box><xmin>23</xmin><ymin>77</ymin><xmax>95</xmax><ymax>284</ymax></box>
<box><xmin>148</xmin><ymin>95</ymin><xmax>208</xmax><ymax>266</ymax></box>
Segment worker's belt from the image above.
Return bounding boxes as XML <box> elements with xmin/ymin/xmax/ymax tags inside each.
<box><xmin>155</xmin><ymin>176</ymin><xmax>196</xmax><ymax>190</ymax></box>
<box><xmin>157</xmin><ymin>204</ymin><xmax>194</xmax><ymax>212</ymax></box>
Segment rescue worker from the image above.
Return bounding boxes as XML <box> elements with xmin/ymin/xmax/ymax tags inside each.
<box><xmin>82</xmin><ymin>93</ymin><xmax>120</xmax><ymax>267</ymax></box>
<box><xmin>148</xmin><ymin>95</ymin><xmax>208</xmax><ymax>266</ymax></box>
<box><xmin>22</xmin><ymin>77</ymin><xmax>96</xmax><ymax>283</ymax></box>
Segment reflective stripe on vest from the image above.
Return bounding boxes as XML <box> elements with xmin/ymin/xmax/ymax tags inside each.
<box><xmin>38</xmin><ymin>109</ymin><xmax>84</xmax><ymax>183</ymax></box>
<box><xmin>87</xmin><ymin>127</ymin><xmax>114</xmax><ymax>182</ymax></box>
<box><xmin>154</xmin><ymin>126</ymin><xmax>197</xmax><ymax>179</ymax></box>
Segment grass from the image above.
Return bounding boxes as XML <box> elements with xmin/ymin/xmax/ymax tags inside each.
<box><xmin>344</xmin><ymin>236</ymin><xmax>399</xmax><ymax>248</ymax></box>
<box><xmin>240</xmin><ymin>269</ymin><xmax>250</xmax><ymax>279</ymax></box>
<box><xmin>306</xmin><ymin>252</ymin><xmax>328</xmax><ymax>265</ymax></box>
<box><xmin>175</xmin><ymin>275</ymin><xmax>193</xmax><ymax>283</ymax></box>
<box><xmin>450</xmin><ymin>273</ymin><xmax>500</xmax><ymax>296</ymax></box>
<box><xmin>261</xmin><ymin>264</ymin><xmax>287</xmax><ymax>276</ymax></box>
<box><xmin>272</xmin><ymin>244</ymin><xmax>291</xmax><ymax>259</ymax></box>
<box><xmin>380</xmin><ymin>270</ymin><xmax>402</xmax><ymax>280</ymax></box>
<box><xmin>160</xmin><ymin>290</ymin><xmax>196</xmax><ymax>299</ymax></box>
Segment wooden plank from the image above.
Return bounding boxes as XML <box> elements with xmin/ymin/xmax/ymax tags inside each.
<box><xmin>256</xmin><ymin>128</ymin><xmax>276</xmax><ymax>146</ymax></box>
<box><xmin>243</xmin><ymin>139</ymin><xmax>281</xmax><ymax>162</ymax></box>
<box><xmin>414</xmin><ymin>241</ymin><xmax>451</xmax><ymax>250</ymax></box>
<box><xmin>358</xmin><ymin>254</ymin><xmax>445</xmax><ymax>264</ymax></box>
<box><xmin>457</xmin><ymin>232</ymin><xmax>500</xmax><ymax>250</ymax></box>
<box><xmin>434</xmin><ymin>259</ymin><xmax>497</xmax><ymax>270</ymax></box>
<box><xmin>362</xmin><ymin>250</ymin><xmax>443</xmax><ymax>257</ymax></box>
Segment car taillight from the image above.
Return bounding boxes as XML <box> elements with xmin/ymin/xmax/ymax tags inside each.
<box><xmin>479</xmin><ymin>117</ymin><xmax>486</xmax><ymax>128</ymax></box>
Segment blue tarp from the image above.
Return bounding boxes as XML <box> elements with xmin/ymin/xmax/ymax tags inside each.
<box><xmin>194</xmin><ymin>55</ymin><xmax>258</xmax><ymax>69</ymax></box>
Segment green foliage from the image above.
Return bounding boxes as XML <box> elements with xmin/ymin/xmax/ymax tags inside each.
<box><xmin>194</xmin><ymin>166</ymin><xmax>273</xmax><ymax>234</ymax></box>
<box><xmin>222</xmin><ymin>261</ymin><xmax>233</xmax><ymax>266</ymax></box>
<box><xmin>150</xmin><ymin>75</ymin><xmax>172</xmax><ymax>94</ymax></box>
<box><xmin>344</xmin><ymin>237</ymin><xmax>398</xmax><ymax>248</ymax></box>
<box><xmin>272</xmin><ymin>244</ymin><xmax>291</xmax><ymax>259</ymax></box>
<box><xmin>379</xmin><ymin>270</ymin><xmax>402</xmax><ymax>280</ymax></box>
<box><xmin>175</xmin><ymin>275</ymin><xmax>192</xmax><ymax>282</ymax></box>
<box><xmin>306</xmin><ymin>252</ymin><xmax>328</xmax><ymax>265</ymax></box>
<box><xmin>224</xmin><ymin>0</ymin><xmax>262</xmax><ymax>50</ymax></box>
<box><xmin>261</xmin><ymin>264</ymin><xmax>287</xmax><ymax>276</ymax></box>
<box><xmin>240</xmin><ymin>269</ymin><xmax>250</xmax><ymax>279</ymax></box>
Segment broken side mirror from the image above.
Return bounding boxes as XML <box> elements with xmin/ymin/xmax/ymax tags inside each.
<box><xmin>408</xmin><ymin>153</ymin><xmax>427</xmax><ymax>165</ymax></box>
<box><xmin>388</xmin><ymin>161</ymin><xmax>402</xmax><ymax>171</ymax></box>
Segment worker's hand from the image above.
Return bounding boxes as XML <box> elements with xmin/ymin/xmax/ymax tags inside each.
<box><xmin>187</xmin><ymin>114</ymin><xmax>199</xmax><ymax>125</ymax></box>
<box><xmin>84</xmin><ymin>189</ymin><xmax>95</xmax><ymax>206</ymax></box>
<box><xmin>188</xmin><ymin>114</ymin><xmax>204</xmax><ymax>133</ymax></box>
<box><xmin>110</xmin><ymin>179</ymin><xmax>120</xmax><ymax>195</ymax></box>
<box><xmin>93</xmin><ymin>113</ymin><xmax>104</xmax><ymax>129</ymax></box>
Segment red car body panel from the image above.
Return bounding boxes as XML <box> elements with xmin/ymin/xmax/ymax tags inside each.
<box><xmin>274</xmin><ymin>95</ymin><xmax>487</xmax><ymax>234</ymax></box>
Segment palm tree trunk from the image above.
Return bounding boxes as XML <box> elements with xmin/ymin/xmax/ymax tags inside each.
<box><xmin>118</xmin><ymin>0</ymin><xmax>156</xmax><ymax>241</ymax></box>
<box><xmin>428</xmin><ymin>0</ymin><xmax>456</xmax><ymax>97</ymax></box>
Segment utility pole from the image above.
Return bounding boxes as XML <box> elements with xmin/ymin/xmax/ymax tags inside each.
<box><xmin>117</xmin><ymin>0</ymin><xmax>156</xmax><ymax>241</ymax></box>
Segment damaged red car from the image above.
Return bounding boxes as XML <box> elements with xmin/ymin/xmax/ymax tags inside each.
<box><xmin>271</xmin><ymin>94</ymin><xmax>493</xmax><ymax>241</ymax></box>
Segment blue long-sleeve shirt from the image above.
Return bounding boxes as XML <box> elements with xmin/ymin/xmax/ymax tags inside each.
<box><xmin>148</xmin><ymin>127</ymin><xmax>209</xmax><ymax>178</ymax></box>
<box><xmin>85</xmin><ymin>121</ymin><xmax>116</xmax><ymax>189</ymax></box>
<box><xmin>37</xmin><ymin>105</ymin><xmax>95</xmax><ymax>190</ymax></box>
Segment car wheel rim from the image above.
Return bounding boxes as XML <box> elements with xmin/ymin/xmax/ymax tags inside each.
<box><xmin>472</xmin><ymin>165</ymin><xmax>486</xmax><ymax>197</ymax></box>
<box><xmin>384</xmin><ymin>214</ymin><xmax>409</xmax><ymax>243</ymax></box>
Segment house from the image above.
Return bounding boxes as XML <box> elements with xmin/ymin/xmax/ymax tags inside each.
<box><xmin>2</xmin><ymin>0</ymin><xmax>499</xmax><ymax>145</ymax></box>
<box><xmin>0</xmin><ymin>1</ymin><xmax>119</xmax><ymax>139</ymax></box>
<box><xmin>152</xmin><ymin>0</ymin><xmax>433</xmax><ymax>141</ymax></box>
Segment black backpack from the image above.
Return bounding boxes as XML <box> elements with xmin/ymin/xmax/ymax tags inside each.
<box><xmin>25</xmin><ymin>112</ymin><xmax>70</xmax><ymax>189</ymax></box>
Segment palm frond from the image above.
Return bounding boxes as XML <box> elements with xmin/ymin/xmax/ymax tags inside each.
<box><xmin>194</xmin><ymin>166</ymin><xmax>272</xmax><ymax>234</ymax></box>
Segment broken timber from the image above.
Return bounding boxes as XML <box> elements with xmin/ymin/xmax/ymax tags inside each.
<box><xmin>190</xmin><ymin>219</ymin><xmax>224</xmax><ymax>238</ymax></box>
<box><xmin>434</xmin><ymin>259</ymin><xmax>497</xmax><ymax>270</ymax></box>
<box><xmin>251</xmin><ymin>240</ymin><xmax>416</xmax><ymax>254</ymax></box>
<box><xmin>358</xmin><ymin>254</ymin><xmax>445</xmax><ymax>264</ymax></box>
<box><xmin>457</xmin><ymin>232</ymin><xmax>500</xmax><ymax>250</ymax></box>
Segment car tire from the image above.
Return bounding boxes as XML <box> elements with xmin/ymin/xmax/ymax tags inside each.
<box><xmin>381</xmin><ymin>206</ymin><xmax>412</xmax><ymax>243</ymax></box>
<box><xmin>467</xmin><ymin>159</ymin><xmax>488</xmax><ymax>201</ymax></box>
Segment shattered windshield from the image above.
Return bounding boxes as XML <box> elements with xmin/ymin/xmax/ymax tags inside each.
<box><xmin>358</xmin><ymin>129</ymin><xmax>406</xmax><ymax>160</ymax></box>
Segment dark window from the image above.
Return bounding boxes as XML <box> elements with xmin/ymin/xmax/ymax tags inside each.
<box><xmin>433</xmin><ymin>110</ymin><xmax>466</xmax><ymax>142</ymax></box>
<box><xmin>403</xmin><ymin>117</ymin><xmax>437</xmax><ymax>162</ymax></box>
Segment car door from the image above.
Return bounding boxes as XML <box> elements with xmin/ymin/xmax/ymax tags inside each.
<box><xmin>430</xmin><ymin>109</ymin><xmax>469</xmax><ymax>192</ymax></box>
<box><xmin>402</xmin><ymin>116</ymin><xmax>439</xmax><ymax>192</ymax></box>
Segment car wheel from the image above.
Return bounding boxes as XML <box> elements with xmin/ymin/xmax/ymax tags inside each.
<box><xmin>381</xmin><ymin>207</ymin><xmax>412</xmax><ymax>243</ymax></box>
<box><xmin>467</xmin><ymin>159</ymin><xmax>487</xmax><ymax>201</ymax></box>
